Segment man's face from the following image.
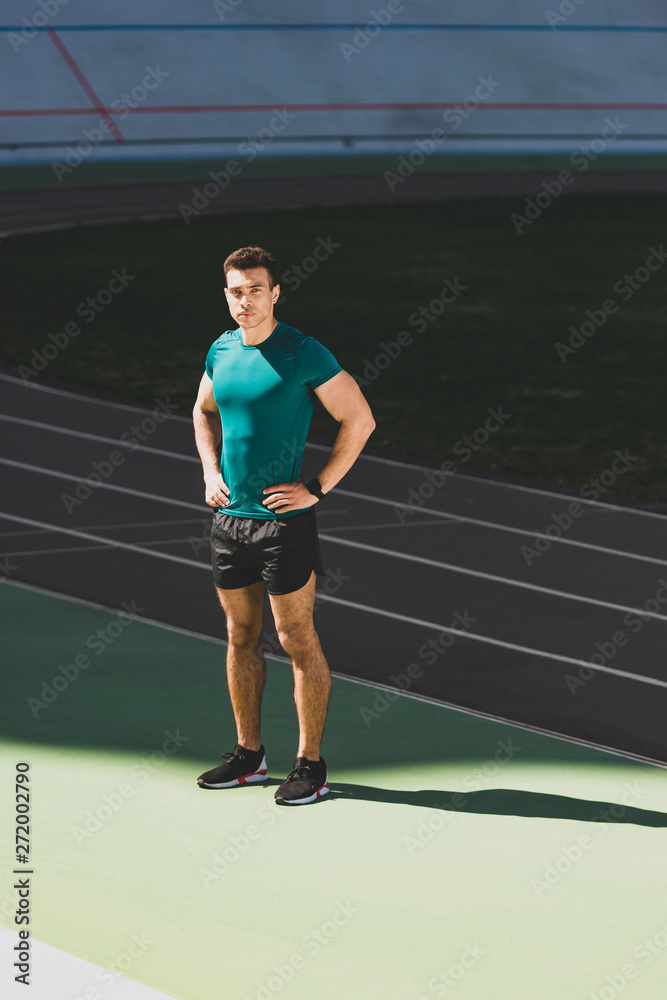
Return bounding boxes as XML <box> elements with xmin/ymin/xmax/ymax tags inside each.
<box><xmin>224</xmin><ymin>267</ymin><xmax>279</xmax><ymax>329</ymax></box>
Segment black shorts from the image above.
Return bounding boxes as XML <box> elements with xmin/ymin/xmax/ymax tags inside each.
<box><xmin>210</xmin><ymin>508</ymin><xmax>324</xmax><ymax>596</ymax></box>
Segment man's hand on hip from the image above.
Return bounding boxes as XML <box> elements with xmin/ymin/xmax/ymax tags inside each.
<box><xmin>204</xmin><ymin>472</ymin><xmax>230</xmax><ymax>507</ymax></box>
<box><xmin>262</xmin><ymin>479</ymin><xmax>319</xmax><ymax>513</ymax></box>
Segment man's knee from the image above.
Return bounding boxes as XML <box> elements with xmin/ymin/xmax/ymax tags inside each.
<box><xmin>277</xmin><ymin>623</ymin><xmax>318</xmax><ymax>658</ymax></box>
<box><xmin>227</xmin><ymin>620</ymin><xmax>263</xmax><ymax>650</ymax></box>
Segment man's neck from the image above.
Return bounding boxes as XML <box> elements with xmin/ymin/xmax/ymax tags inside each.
<box><xmin>240</xmin><ymin>317</ymin><xmax>279</xmax><ymax>346</ymax></box>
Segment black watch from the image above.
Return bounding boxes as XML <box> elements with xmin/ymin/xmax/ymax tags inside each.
<box><xmin>305</xmin><ymin>477</ymin><xmax>325</xmax><ymax>500</ymax></box>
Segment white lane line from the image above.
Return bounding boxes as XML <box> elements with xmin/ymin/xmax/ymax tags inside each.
<box><xmin>2</xmin><ymin>373</ymin><xmax>666</xmax><ymax>522</ymax></box>
<box><xmin>2</xmin><ymin>454</ymin><xmax>665</xmax><ymax>568</ymax></box>
<box><xmin>335</xmin><ymin>487</ymin><xmax>667</xmax><ymax>568</ymax></box>
<box><xmin>3</xmin><ymin>577</ymin><xmax>231</xmax><ymax>649</ymax></box>
<box><xmin>0</xmin><ymin>516</ymin><xmax>207</xmax><ymax>538</ymax></box>
<box><xmin>0</xmin><ymin>371</ymin><xmax>179</xmax><ymax>417</ymax></box>
<box><xmin>4</xmin><ymin>455</ymin><xmax>667</xmax><ymax>574</ymax></box>
<box><xmin>0</xmin><ymin>412</ymin><xmax>200</xmax><ymax>462</ymax></box>
<box><xmin>324</xmin><ymin>594</ymin><xmax>667</xmax><ymax>690</ymax></box>
<box><xmin>320</xmin><ymin>533</ymin><xmax>667</xmax><ymax>622</ymax></box>
<box><xmin>2</xmin><ymin>454</ymin><xmax>663</xmax><ymax>617</ymax></box>
<box><xmin>3</xmin><ymin>459</ymin><xmax>661</xmax><ymax>617</ymax></box>
<box><xmin>1</xmin><ymin>511</ymin><xmax>665</xmax><ymax>690</ymax></box>
<box><xmin>0</xmin><ymin>925</ymin><xmax>179</xmax><ymax>1000</ymax></box>
<box><xmin>0</xmin><ymin>457</ymin><xmax>205</xmax><ymax>511</ymax></box>
<box><xmin>304</xmin><ymin>446</ymin><xmax>667</xmax><ymax>522</ymax></box>
<box><xmin>6</xmin><ymin>577</ymin><xmax>666</xmax><ymax>770</ymax></box>
<box><xmin>328</xmin><ymin>669</ymin><xmax>667</xmax><ymax>770</ymax></box>
<box><xmin>0</xmin><ymin>512</ymin><xmax>203</xmax><ymax>569</ymax></box>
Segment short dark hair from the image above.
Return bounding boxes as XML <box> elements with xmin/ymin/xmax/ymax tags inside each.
<box><xmin>224</xmin><ymin>246</ymin><xmax>276</xmax><ymax>289</ymax></box>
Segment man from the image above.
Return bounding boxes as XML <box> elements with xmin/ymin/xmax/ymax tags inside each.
<box><xmin>193</xmin><ymin>245</ymin><xmax>375</xmax><ymax>805</ymax></box>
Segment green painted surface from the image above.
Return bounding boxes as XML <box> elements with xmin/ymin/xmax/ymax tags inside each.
<box><xmin>1</xmin><ymin>585</ymin><xmax>667</xmax><ymax>999</ymax></box>
<box><xmin>3</xmin><ymin>152</ymin><xmax>667</xmax><ymax>191</ymax></box>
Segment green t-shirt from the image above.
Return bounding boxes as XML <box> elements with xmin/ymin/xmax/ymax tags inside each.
<box><xmin>205</xmin><ymin>321</ymin><xmax>341</xmax><ymax>519</ymax></box>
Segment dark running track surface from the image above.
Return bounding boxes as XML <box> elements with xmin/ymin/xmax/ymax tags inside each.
<box><xmin>1</xmin><ymin>371</ymin><xmax>666</xmax><ymax>766</ymax></box>
<box><xmin>4</xmin><ymin>167</ymin><xmax>667</xmax><ymax>233</ymax></box>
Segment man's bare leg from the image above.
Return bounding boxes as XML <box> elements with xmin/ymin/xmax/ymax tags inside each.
<box><xmin>269</xmin><ymin>571</ymin><xmax>331</xmax><ymax>760</ymax></box>
<box><xmin>215</xmin><ymin>581</ymin><xmax>266</xmax><ymax>751</ymax></box>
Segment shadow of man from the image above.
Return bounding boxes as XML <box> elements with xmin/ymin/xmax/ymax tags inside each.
<box><xmin>324</xmin><ymin>782</ymin><xmax>667</xmax><ymax>828</ymax></box>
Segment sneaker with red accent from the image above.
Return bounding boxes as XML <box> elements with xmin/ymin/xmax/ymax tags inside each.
<box><xmin>197</xmin><ymin>744</ymin><xmax>268</xmax><ymax>788</ymax></box>
<box><xmin>274</xmin><ymin>756</ymin><xmax>329</xmax><ymax>805</ymax></box>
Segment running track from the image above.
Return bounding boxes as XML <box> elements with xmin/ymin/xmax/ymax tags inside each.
<box><xmin>4</xmin><ymin>168</ymin><xmax>667</xmax><ymax>235</ymax></box>
<box><xmin>2</xmin><ymin>370</ymin><xmax>666</xmax><ymax>765</ymax></box>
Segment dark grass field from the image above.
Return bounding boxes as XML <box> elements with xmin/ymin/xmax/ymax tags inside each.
<box><xmin>3</xmin><ymin>191</ymin><xmax>666</xmax><ymax>503</ymax></box>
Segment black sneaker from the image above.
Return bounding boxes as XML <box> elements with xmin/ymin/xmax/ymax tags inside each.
<box><xmin>197</xmin><ymin>744</ymin><xmax>268</xmax><ymax>788</ymax></box>
<box><xmin>274</xmin><ymin>756</ymin><xmax>329</xmax><ymax>805</ymax></box>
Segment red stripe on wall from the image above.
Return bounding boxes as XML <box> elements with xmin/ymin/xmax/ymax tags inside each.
<box><xmin>46</xmin><ymin>29</ymin><xmax>124</xmax><ymax>141</ymax></box>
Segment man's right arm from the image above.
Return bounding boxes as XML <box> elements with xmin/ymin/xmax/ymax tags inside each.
<box><xmin>192</xmin><ymin>372</ymin><xmax>230</xmax><ymax>508</ymax></box>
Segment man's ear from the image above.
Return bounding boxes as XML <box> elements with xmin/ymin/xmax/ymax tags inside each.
<box><xmin>272</xmin><ymin>283</ymin><xmax>280</xmax><ymax>303</ymax></box>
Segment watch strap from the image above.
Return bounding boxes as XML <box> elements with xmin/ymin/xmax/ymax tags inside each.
<box><xmin>305</xmin><ymin>477</ymin><xmax>325</xmax><ymax>500</ymax></box>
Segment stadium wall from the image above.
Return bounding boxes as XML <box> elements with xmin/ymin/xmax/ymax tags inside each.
<box><xmin>1</xmin><ymin>0</ymin><xmax>666</xmax><ymax>181</ymax></box>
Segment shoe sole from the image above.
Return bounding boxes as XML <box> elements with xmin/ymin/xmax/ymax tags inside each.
<box><xmin>275</xmin><ymin>780</ymin><xmax>329</xmax><ymax>806</ymax></box>
<box><xmin>197</xmin><ymin>765</ymin><xmax>268</xmax><ymax>789</ymax></box>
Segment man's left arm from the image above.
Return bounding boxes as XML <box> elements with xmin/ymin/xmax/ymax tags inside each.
<box><xmin>262</xmin><ymin>371</ymin><xmax>375</xmax><ymax>513</ymax></box>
